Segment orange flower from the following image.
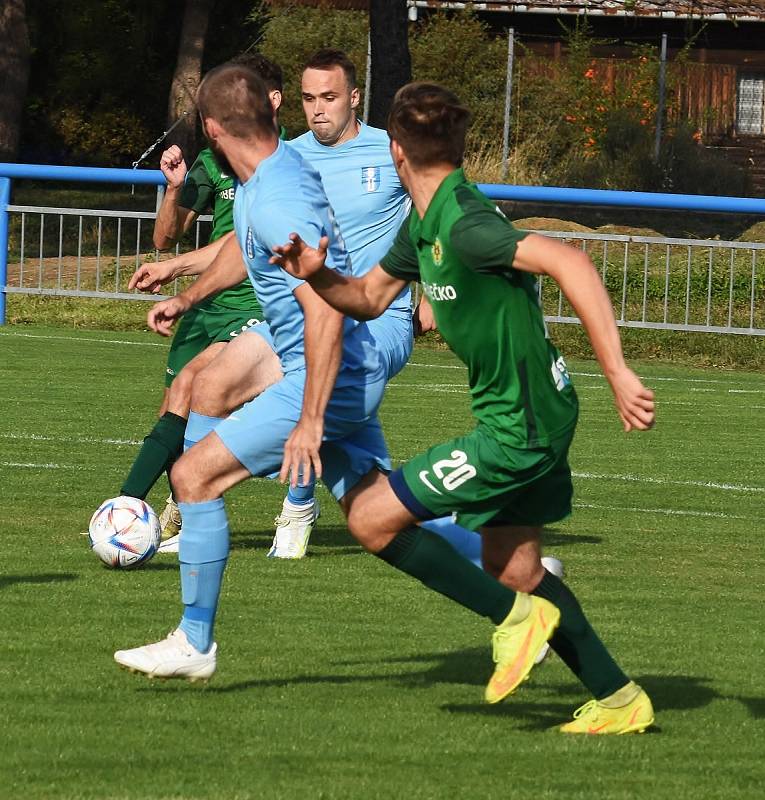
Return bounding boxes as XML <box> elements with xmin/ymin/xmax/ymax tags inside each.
<box><xmin>564</xmin><ymin>114</ymin><xmax>578</xmax><ymax>122</ymax></box>
<box><xmin>584</xmin><ymin>68</ymin><xmax>595</xmax><ymax>79</ymax></box>
<box><xmin>640</xmin><ymin>119</ymin><xmax>648</xmax><ymax>125</ymax></box>
<box><xmin>596</xmin><ymin>105</ymin><xmax>606</xmax><ymax>112</ymax></box>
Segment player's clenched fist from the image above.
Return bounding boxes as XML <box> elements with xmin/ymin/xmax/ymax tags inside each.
<box><xmin>159</xmin><ymin>145</ymin><xmax>187</xmax><ymax>188</ymax></box>
<box><xmin>607</xmin><ymin>367</ymin><xmax>656</xmax><ymax>432</ymax></box>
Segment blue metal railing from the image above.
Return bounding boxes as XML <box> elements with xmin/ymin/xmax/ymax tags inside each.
<box><xmin>2</xmin><ymin>163</ymin><xmax>765</xmax><ymax>326</ymax></box>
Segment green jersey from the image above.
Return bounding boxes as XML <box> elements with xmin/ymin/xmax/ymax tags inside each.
<box><xmin>179</xmin><ymin>148</ymin><xmax>257</xmax><ymax>312</ymax></box>
<box><xmin>381</xmin><ymin>168</ymin><xmax>578</xmax><ymax>449</ymax></box>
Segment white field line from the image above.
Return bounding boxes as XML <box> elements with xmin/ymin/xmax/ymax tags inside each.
<box><xmin>1</xmin><ymin>462</ymin><xmax>74</xmax><ymax>469</ymax></box>
<box><xmin>573</xmin><ymin>471</ymin><xmax>764</xmax><ymax>494</ymax></box>
<box><xmin>574</xmin><ymin>502</ymin><xmax>745</xmax><ymax>519</ymax></box>
<box><xmin>0</xmin><ymin>432</ymin><xmax>140</xmax><ymax>445</ymax></box>
<box><xmin>0</xmin><ymin>331</ymin><xmax>166</xmax><ymax>348</ymax></box>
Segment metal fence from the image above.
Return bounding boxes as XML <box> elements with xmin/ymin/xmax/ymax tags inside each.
<box><xmin>4</xmin><ymin>201</ymin><xmax>210</xmax><ymax>302</ymax></box>
<box><xmin>1</xmin><ymin>165</ymin><xmax>765</xmax><ymax>335</ymax></box>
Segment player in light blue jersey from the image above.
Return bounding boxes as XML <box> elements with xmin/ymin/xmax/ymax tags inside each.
<box><xmin>115</xmin><ymin>63</ymin><xmax>390</xmax><ymax>679</ymax></box>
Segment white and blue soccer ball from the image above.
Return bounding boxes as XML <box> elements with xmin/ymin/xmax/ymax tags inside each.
<box><xmin>88</xmin><ymin>496</ymin><xmax>161</xmax><ymax>569</ymax></box>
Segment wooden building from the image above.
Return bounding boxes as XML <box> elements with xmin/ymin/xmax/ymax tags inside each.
<box><xmin>270</xmin><ymin>1</ymin><xmax>765</xmax><ymax>182</ymax></box>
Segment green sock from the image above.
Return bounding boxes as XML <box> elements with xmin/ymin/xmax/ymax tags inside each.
<box><xmin>376</xmin><ymin>527</ymin><xmax>517</xmax><ymax>624</ymax></box>
<box><xmin>532</xmin><ymin>570</ymin><xmax>630</xmax><ymax>699</ymax></box>
<box><xmin>120</xmin><ymin>412</ymin><xmax>187</xmax><ymax>500</ymax></box>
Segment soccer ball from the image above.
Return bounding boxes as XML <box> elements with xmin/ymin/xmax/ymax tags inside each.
<box><xmin>88</xmin><ymin>496</ymin><xmax>161</xmax><ymax>569</ymax></box>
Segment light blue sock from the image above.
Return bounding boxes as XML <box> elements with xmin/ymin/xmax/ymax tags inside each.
<box><xmin>184</xmin><ymin>411</ymin><xmax>223</xmax><ymax>451</ymax></box>
<box><xmin>177</xmin><ymin>498</ymin><xmax>229</xmax><ymax>653</ymax></box>
<box><xmin>419</xmin><ymin>517</ymin><xmax>482</xmax><ymax>568</ymax></box>
<box><xmin>286</xmin><ymin>472</ymin><xmax>316</xmax><ymax>506</ymax></box>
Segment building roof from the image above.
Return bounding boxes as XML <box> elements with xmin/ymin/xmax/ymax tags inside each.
<box><xmin>266</xmin><ymin>1</ymin><xmax>765</xmax><ymax>22</ymax></box>
<box><xmin>407</xmin><ymin>1</ymin><xmax>765</xmax><ymax>21</ymax></box>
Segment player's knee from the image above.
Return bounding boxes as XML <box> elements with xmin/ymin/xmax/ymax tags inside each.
<box><xmin>497</xmin><ymin>557</ymin><xmax>544</xmax><ymax>593</ymax></box>
<box><xmin>190</xmin><ymin>367</ymin><xmax>228</xmax><ymax>417</ymax></box>
<box><xmin>169</xmin><ymin>454</ymin><xmax>207</xmax><ymax>503</ymax></box>
<box><xmin>345</xmin><ymin>500</ymin><xmax>392</xmax><ymax>552</ymax></box>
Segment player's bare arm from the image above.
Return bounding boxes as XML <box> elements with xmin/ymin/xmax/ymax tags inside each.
<box><xmin>270</xmin><ymin>234</ymin><xmax>407</xmax><ymax>320</ymax></box>
<box><xmin>146</xmin><ymin>236</ymin><xmax>248</xmax><ymax>337</ymax></box>
<box><xmin>153</xmin><ymin>145</ymin><xmax>198</xmax><ymax>249</ymax></box>
<box><xmin>279</xmin><ymin>283</ymin><xmax>344</xmax><ymax>488</ymax></box>
<box><xmin>130</xmin><ymin>231</ymin><xmax>236</xmax><ymax>292</ymax></box>
<box><xmin>514</xmin><ymin>233</ymin><xmax>655</xmax><ymax>432</ymax></box>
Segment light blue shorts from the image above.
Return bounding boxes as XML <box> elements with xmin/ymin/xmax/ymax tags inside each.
<box><xmin>247</xmin><ymin>312</ymin><xmax>411</xmax><ymax>381</ymax></box>
<box><xmin>215</xmin><ymin>367</ymin><xmax>390</xmax><ymax>500</ymax></box>
<box><xmin>368</xmin><ymin>310</ymin><xmax>413</xmax><ymax>380</ymax></box>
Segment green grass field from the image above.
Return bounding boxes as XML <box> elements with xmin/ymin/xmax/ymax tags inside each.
<box><xmin>1</xmin><ymin>325</ymin><xmax>763</xmax><ymax>800</ymax></box>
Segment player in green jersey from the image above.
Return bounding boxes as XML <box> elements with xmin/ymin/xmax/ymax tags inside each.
<box><xmin>271</xmin><ymin>82</ymin><xmax>656</xmax><ymax>734</ymax></box>
<box><xmin>116</xmin><ymin>54</ymin><xmax>284</xmax><ymax>538</ymax></box>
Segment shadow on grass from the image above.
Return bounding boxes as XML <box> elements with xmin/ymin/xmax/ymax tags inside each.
<box><xmin>227</xmin><ymin>526</ymin><xmax>601</xmax><ymax>555</ymax></box>
<box><xmin>229</xmin><ymin>525</ymin><xmax>362</xmax><ymax>557</ymax></box>
<box><xmin>440</xmin><ymin>673</ymin><xmax>741</xmax><ymax>731</ymax></box>
<box><xmin>0</xmin><ymin>572</ymin><xmax>77</xmax><ymax>589</ymax></box>
<box><xmin>542</xmin><ymin>528</ymin><xmax>603</xmax><ymax>547</ymax></box>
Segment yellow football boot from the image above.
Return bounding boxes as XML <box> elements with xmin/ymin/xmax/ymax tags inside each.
<box><xmin>485</xmin><ymin>594</ymin><xmax>560</xmax><ymax>704</ymax></box>
<box><xmin>559</xmin><ymin>682</ymin><xmax>654</xmax><ymax>734</ymax></box>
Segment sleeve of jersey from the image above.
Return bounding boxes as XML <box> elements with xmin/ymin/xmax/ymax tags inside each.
<box><xmin>379</xmin><ymin>218</ymin><xmax>420</xmax><ymax>281</ymax></box>
<box><xmin>178</xmin><ymin>158</ymin><xmax>214</xmax><ymax>214</ymax></box>
<box><xmin>450</xmin><ymin>208</ymin><xmax>529</xmax><ymax>275</ymax></box>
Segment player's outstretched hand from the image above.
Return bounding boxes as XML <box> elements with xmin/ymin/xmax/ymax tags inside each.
<box><xmin>607</xmin><ymin>367</ymin><xmax>656</xmax><ymax>431</ymax></box>
<box><xmin>280</xmin><ymin>415</ymin><xmax>324</xmax><ymax>488</ymax></box>
<box><xmin>159</xmin><ymin>145</ymin><xmax>187</xmax><ymax>188</ymax></box>
<box><xmin>147</xmin><ymin>295</ymin><xmax>191</xmax><ymax>337</ymax></box>
<box><xmin>129</xmin><ymin>260</ymin><xmax>176</xmax><ymax>293</ymax></box>
<box><xmin>270</xmin><ymin>234</ymin><xmax>329</xmax><ymax>280</ymax></box>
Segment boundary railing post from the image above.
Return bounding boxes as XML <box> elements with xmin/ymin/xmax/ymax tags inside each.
<box><xmin>0</xmin><ymin>177</ymin><xmax>11</xmax><ymax>325</ymax></box>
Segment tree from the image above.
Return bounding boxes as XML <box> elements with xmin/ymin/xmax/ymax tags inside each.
<box><xmin>167</xmin><ymin>0</ymin><xmax>213</xmax><ymax>155</ymax></box>
<box><xmin>368</xmin><ymin>0</ymin><xmax>411</xmax><ymax>128</ymax></box>
<box><xmin>0</xmin><ymin>0</ymin><xmax>31</xmax><ymax>160</ymax></box>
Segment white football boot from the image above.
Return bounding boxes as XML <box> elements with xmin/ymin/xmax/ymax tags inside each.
<box><xmin>114</xmin><ymin>628</ymin><xmax>216</xmax><ymax>681</ymax></box>
<box><xmin>268</xmin><ymin>498</ymin><xmax>320</xmax><ymax>559</ymax></box>
<box><xmin>535</xmin><ymin>555</ymin><xmax>565</xmax><ymax>665</ymax></box>
<box><xmin>157</xmin><ymin>533</ymin><xmax>180</xmax><ymax>554</ymax></box>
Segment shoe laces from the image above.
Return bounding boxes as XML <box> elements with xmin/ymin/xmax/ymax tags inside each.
<box><xmin>571</xmin><ymin>699</ymin><xmax>599</xmax><ymax>720</ymax></box>
<box><xmin>491</xmin><ymin>627</ymin><xmax>513</xmax><ymax>664</ymax></box>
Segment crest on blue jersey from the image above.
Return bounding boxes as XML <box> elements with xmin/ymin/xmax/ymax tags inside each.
<box><xmin>246</xmin><ymin>227</ymin><xmax>255</xmax><ymax>260</ymax></box>
<box><xmin>361</xmin><ymin>166</ymin><xmax>381</xmax><ymax>193</ymax></box>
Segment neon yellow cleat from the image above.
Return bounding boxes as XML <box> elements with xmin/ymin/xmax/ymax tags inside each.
<box><xmin>485</xmin><ymin>594</ymin><xmax>560</xmax><ymax>704</ymax></box>
<box><xmin>558</xmin><ymin>682</ymin><xmax>654</xmax><ymax>734</ymax></box>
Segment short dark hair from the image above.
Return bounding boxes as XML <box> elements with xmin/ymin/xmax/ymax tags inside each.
<box><xmin>303</xmin><ymin>48</ymin><xmax>357</xmax><ymax>89</ymax></box>
<box><xmin>197</xmin><ymin>64</ymin><xmax>274</xmax><ymax>139</ymax></box>
<box><xmin>230</xmin><ymin>52</ymin><xmax>283</xmax><ymax>93</ymax></box>
<box><xmin>387</xmin><ymin>82</ymin><xmax>471</xmax><ymax>168</ymax></box>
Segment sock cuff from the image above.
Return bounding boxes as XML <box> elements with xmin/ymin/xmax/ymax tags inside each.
<box><xmin>532</xmin><ymin>569</ymin><xmax>564</xmax><ymax>604</ymax></box>
<box><xmin>160</xmin><ymin>411</ymin><xmax>188</xmax><ymax>429</ymax></box>
<box><xmin>376</xmin><ymin>527</ymin><xmax>420</xmax><ymax>565</ymax></box>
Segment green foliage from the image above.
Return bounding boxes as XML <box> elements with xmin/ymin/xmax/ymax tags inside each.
<box><xmin>409</xmin><ymin>11</ymin><xmax>506</xmax><ymax>152</ymax></box>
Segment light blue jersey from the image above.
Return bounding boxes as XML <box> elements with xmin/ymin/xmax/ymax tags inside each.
<box><xmin>289</xmin><ymin>122</ymin><xmax>411</xmax><ymax>317</ymax></box>
<box><xmin>233</xmin><ymin>140</ymin><xmax>379</xmax><ymax>383</ymax></box>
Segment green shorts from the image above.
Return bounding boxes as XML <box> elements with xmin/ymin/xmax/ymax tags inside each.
<box><xmin>165</xmin><ymin>305</ymin><xmax>265</xmax><ymax>387</ymax></box>
<box><xmin>389</xmin><ymin>424</ymin><xmax>575</xmax><ymax>531</ymax></box>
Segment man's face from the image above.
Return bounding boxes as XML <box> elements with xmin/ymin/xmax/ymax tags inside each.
<box><xmin>301</xmin><ymin>65</ymin><xmax>359</xmax><ymax>146</ymax></box>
